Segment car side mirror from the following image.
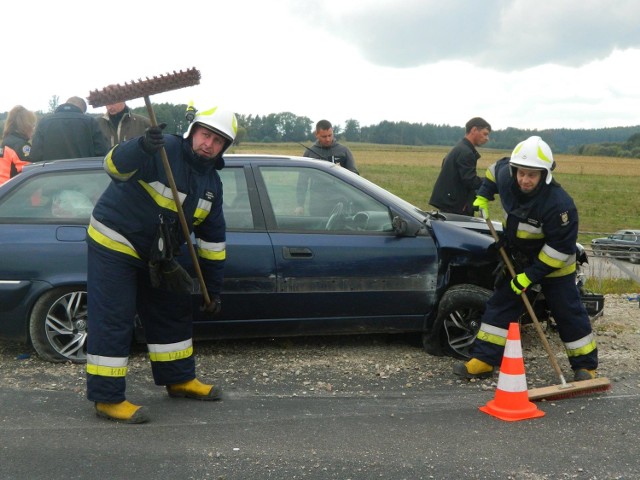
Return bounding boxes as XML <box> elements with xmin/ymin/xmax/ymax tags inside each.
<box><xmin>392</xmin><ymin>215</ymin><xmax>408</xmax><ymax>236</ymax></box>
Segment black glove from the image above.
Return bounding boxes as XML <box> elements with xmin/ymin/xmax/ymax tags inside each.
<box><xmin>141</xmin><ymin>123</ymin><xmax>167</xmax><ymax>155</ymax></box>
<box><xmin>200</xmin><ymin>293</ymin><xmax>222</xmax><ymax>317</ymax></box>
<box><xmin>148</xmin><ymin>258</ymin><xmax>193</xmax><ymax>294</ymax></box>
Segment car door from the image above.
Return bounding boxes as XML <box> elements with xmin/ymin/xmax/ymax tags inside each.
<box><xmin>254</xmin><ymin>164</ymin><xmax>438</xmax><ymax>330</ymax></box>
<box><xmin>199</xmin><ymin>165</ymin><xmax>278</xmax><ymax>324</ymax></box>
<box><xmin>0</xmin><ymin>167</ymin><xmax>110</xmax><ymax>333</ymax></box>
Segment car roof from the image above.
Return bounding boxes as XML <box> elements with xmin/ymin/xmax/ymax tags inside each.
<box><xmin>614</xmin><ymin>229</ymin><xmax>640</xmax><ymax>234</ymax></box>
<box><xmin>22</xmin><ymin>154</ymin><xmax>325</xmax><ymax>170</ymax></box>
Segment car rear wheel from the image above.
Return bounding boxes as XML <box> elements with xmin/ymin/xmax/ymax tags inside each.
<box><xmin>423</xmin><ymin>284</ymin><xmax>492</xmax><ymax>359</ymax></box>
<box><xmin>629</xmin><ymin>248</ymin><xmax>639</xmax><ymax>264</ymax></box>
<box><xmin>29</xmin><ymin>286</ymin><xmax>88</xmax><ymax>363</ymax></box>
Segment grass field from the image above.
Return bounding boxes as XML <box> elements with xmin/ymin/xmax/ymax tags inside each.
<box><xmin>231</xmin><ymin>142</ymin><xmax>640</xmax><ymax>246</ymax></box>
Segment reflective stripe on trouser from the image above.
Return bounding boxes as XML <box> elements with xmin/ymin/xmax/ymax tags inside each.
<box><xmin>471</xmin><ymin>274</ymin><xmax>597</xmax><ymax>371</ymax></box>
<box><xmin>541</xmin><ymin>274</ymin><xmax>597</xmax><ymax>370</ymax></box>
<box><xmin>86</xmin><ymin>243</ymin><xmax>196</xmax><ymax>402</ymax></box>
<box><xmin>470</xmin><ymin>282</ymin><xmax>516</xmax><ymax>367</ymax></box>
<box><xmin>134</xmin><ymin>276</ymin><xmax>195</xmax><ymax>386</ymax></box>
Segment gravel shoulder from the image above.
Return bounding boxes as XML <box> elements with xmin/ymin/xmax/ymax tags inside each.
<box><xmin>1</xmin><ymin>294</ymin><xmax>639</xmax><ymax>398</ymax></box>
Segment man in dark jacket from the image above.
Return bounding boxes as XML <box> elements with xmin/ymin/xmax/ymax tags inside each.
<box><xmin>97</xmin><ymin>101</ymin><xmax>151</xmax><ymax>148</ymax></box>
<box><xmin>301</xmin><ymin>119</ymin><xmax>358</xmax><ymax>173</ymax></box>
<box><xmin>296</xmin><ymin>119</ymin><xmax>358</xmax><ymax>215</ymax></box>
<box><xmin>429</xmin><ymin>117</ymin><xmax>491</xmax><ymax>216</ymax></box>
<box><xmin>29</xmin><ymin>96</ymin><xmax>109</xmax><ymax>161</ymax></box>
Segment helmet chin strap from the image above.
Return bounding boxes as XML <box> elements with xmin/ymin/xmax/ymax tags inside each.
<box><xmin>191</xmin><ymin>148</ymin><xmax>225</xmax><ymax>171</ymax></box>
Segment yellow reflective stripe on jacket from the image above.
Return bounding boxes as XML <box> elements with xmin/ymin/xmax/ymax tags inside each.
<box><xmin>545</xmin><ymin>262</ymin><xmax>576</xmax><ymax>278</ymax></box>
<box><xmin>139</xmin><ymin>180</ymin><xmax>187</xmax><ymax>212</ymax></box>
<box><xmin>196</xmin><ymin>238</ymin><xmax>226</xmax><ymax>261</ymax></box>
<box><xmin>88</xmin><ymin>216</ymin><xmax>141</xmax><ymax>259</ymax></box>
<box><xmin>148</xmin><ymin>339</ymin><xmax>193</xmax><ymax>362</ymax></box>
<box><xmin>516</xmin><ymin>222</ymin><xmax>544</xmax><ymax>239</ymax></box>
<box><xmin>476</xmin><ymin>323</ymin><xmax>508</xmax><ymax>347</ymax></box>
<box><xmin>86</xmin><ymin>354</ymin><xmax>128</xmax><ymax>377</ymax></box>
<box><xmin>564</xmin><ymin>333</ymin><xmax>597</xmax><ymax>358</ymax></box>
<box><xmin>539</xmin><ymin>244</ymin><xmax>571</xmax><ymax>269</ymax></box>
<box><xmin>193</xmin><ymin>198</ymin><xmax>212</xmax><ymax>226</ymax></box>
<box><xmin>104</xmin><ymin>148</ymin><xmax>137</xmax><ymax>181</ymax></box>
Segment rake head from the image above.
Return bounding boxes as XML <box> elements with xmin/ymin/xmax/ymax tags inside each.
<box><xmin>87</xmin><ymin>68</ymin><xmax>201</xmax><ymax>107</ymax></box>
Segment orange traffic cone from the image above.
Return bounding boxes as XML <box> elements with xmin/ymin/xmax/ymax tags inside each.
<box><xmin>479</xmin><ymin>322</ymin><xmax>545</xmax><ymax>421</ymax></box>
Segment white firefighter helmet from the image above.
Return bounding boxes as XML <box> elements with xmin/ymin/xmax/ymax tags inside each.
<box><xmin>183</xmin><ymin>106</ymin><xmax>238</xmax><ymax>154</ymax></box>
<box><xmin>509</xmin><ymin>136</ymin><xmax>555</xmax><ymax>184</ymax></box>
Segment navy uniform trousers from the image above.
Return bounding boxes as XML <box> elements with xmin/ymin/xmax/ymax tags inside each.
<box><xmin>86</xmin><ymin>242</ymin><xmax>195</xmax><ymax>403</ymax></box>
<box><xmin>471</xmin><ymin>273</ymin><xmax>598</xmax><ymax>371</ymax></box>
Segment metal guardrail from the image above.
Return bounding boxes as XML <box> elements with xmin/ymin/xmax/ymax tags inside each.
<box><xmin>584</xmin><ymin>247</ymin><xmax>638</xmax><ymax>262</ymax></box>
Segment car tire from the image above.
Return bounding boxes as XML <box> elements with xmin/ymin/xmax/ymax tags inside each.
<box><xmin>629</xmin><ymin>248</ymin><xmax>639</xmax><ymax>264</ymax></box>
<box><xmin>29</xmin><ymin>286</ymin><xmax>88</xmax><ymax>364</ymax></box>
<box><xmin>423</xmin><ymin>284</ymin><xmax>492</xmax><ymax>359</ymax></box>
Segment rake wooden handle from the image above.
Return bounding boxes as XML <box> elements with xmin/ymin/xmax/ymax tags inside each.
<box><xmin>143</xmin><ymin>96</ymin><xmax>211</xmax><ymax>306</ymax></box>
<box><xmin>484</xmin><ymin>216</ymin><xmax>568</xmax><ymax>386</ymax></box>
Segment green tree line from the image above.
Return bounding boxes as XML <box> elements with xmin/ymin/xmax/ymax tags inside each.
<box><xmin>2</xmin><ymin>101</ymin><xmax>639</xmax><ymax>157</ymax></box>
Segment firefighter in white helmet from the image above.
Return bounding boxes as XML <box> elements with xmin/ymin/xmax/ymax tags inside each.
<box><xmin>86</xmin><ymin>106</ymin><xmax>237</xmax><ymax>423</ymax></box>
<box><xmin>455</xmin><ymin>136</ymin><xmax>598</xmax><ymax>381</ymax></box>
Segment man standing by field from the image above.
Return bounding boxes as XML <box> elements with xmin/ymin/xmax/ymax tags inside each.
<box><xmin>97</xmin><ymin>100</ymin><xmax>151</xmax><ymax>148</ymax></box>
<box><xmin>429</xmin><ymin>117</ymin><xmax>491</xmax><ymax>216</ymax></box>
<box><xmin>296</xmin><ymin>119</ymin><xmax>358</xmax><ymax>215</ymax></box>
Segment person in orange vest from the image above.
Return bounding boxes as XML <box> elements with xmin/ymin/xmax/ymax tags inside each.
<box><xmin>0</xmin><ymin>145</ymin><xmax>30</xmax><ymax>185</ymax></box>
<box><xmin>2</xmin><ymin>105</ymin><xmax>37</xmax><ymax>160</ymax></box>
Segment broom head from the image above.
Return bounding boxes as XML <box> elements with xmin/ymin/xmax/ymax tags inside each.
<box><xmin>87</xmin><ymin>68</ymin><xmax>201</xmax><ymax>107</ymax></box>
<box><xmin>528</xmin><ymin>376</ymin><xmax>611</xmax><ymax>402</ymax></box>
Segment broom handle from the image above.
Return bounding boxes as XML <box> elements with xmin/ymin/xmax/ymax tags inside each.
<box><xmin>143</xmin><ymin>96</ymin><xmax>211</xmax><ymax>306</ymax></box>
<box><xmin>484</xmin><ymin>215</ymin><xmax>568</xmax><ymax>386</ymax></box>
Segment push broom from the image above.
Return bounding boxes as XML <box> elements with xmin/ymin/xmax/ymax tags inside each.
<box><xmin>482</xmin><ymin>214</ymin><xmax>611</xmax><ymax>401</ymax></box>
<box><xmin>87</xmin><ymin>68</ymin><xmax>213</xmax><ymax>307</ymax></box>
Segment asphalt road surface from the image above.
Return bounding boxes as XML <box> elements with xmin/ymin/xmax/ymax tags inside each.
<box><xmin>2</xmin><ymin>369</ymin><xmax>639</xmax><ymax>479</ymax></box>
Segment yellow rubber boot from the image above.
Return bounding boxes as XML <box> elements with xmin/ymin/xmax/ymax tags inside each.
<box><xmin>95</xmin><ymin>400</ymin><xmax>149</xmax><ymax>424</ymax></box>
<box><xmin>166</xmin><ymin>378</ymin><xmax>222</xmax><ymax>401</ymax></box>
<box><xmin>574</xmin><ymin>369</ymin><xmax>597</xmax><ymax>381</ymax></box>
<box><xmin>453</xmin><ymin>358</ymin><xmax>494</xmax><ymax>379</ymax></box>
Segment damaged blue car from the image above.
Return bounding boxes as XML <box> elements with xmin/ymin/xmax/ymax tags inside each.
<box><xmin>0</xmin><ymin>154</ymin><xmax>510</xmax><ymax>363</ymax></box>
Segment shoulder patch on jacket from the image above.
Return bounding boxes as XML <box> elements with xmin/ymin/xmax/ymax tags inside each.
<box><xmin>204</xmin><ymin>190</ymin><xmax>215</xmax><ymax>201</ymax></box>
<box><xmin>559</xmin><ymin>211</ymin><xmax>570</xmax><ymax>226</ymax></box>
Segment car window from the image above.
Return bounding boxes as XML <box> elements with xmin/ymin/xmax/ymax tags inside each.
<box><xmin>259</xmin><ymin>166</ymin><xmax>392</xmax><ymax>233</ymax></box>
<box><xmin>0</xmin><ymin>170</ymin><xmax>110</xmax><ymax>222</ymax></box>
<box><xmin>219</xmin><ymin>167</ymin><xmax>253</xmax><ymax>230</ymax></box>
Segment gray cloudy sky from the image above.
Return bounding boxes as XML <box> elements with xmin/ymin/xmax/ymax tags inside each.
<box><xmin>303</xmin><ymin>1</ymin><xmax>640</xmax><ymax>70</ymax></box>
<box><xmin>4</xmin><ymin>0</ymin><xmax>640</xmax><ymax>130</ymax></box>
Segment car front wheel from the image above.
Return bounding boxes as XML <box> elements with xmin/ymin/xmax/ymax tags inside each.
<box><xmin>423</xmin><ymin>284</ymin><xmax>492</xmax><ymax>359</ymax></box>
<box><xmin>29</xmin><ymin>287</ymin><xmax>88</xmax><ymax>363</ymax></box>
<box><xmin>629</xmin><ymin>248</ymin><xmax>639</xmax><ymax>264</ymax></box>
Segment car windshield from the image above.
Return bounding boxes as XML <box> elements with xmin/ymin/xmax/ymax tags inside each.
<box><xmin>348</xmin><ymin>172</ymin><xmax>427</xmax><ymax>217</ymax></box>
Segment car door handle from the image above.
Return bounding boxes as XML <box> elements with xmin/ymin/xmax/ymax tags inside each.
<box><xmin>283</xmin><ymin>247</ymin><xmax>313</xmax><ymax>259</ymax></box>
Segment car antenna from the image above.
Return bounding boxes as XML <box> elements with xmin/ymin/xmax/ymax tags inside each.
<box><xmin>297</xmin><ymin>142</ymin><xmax>330</xmax><ymax>161</ymax></box>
